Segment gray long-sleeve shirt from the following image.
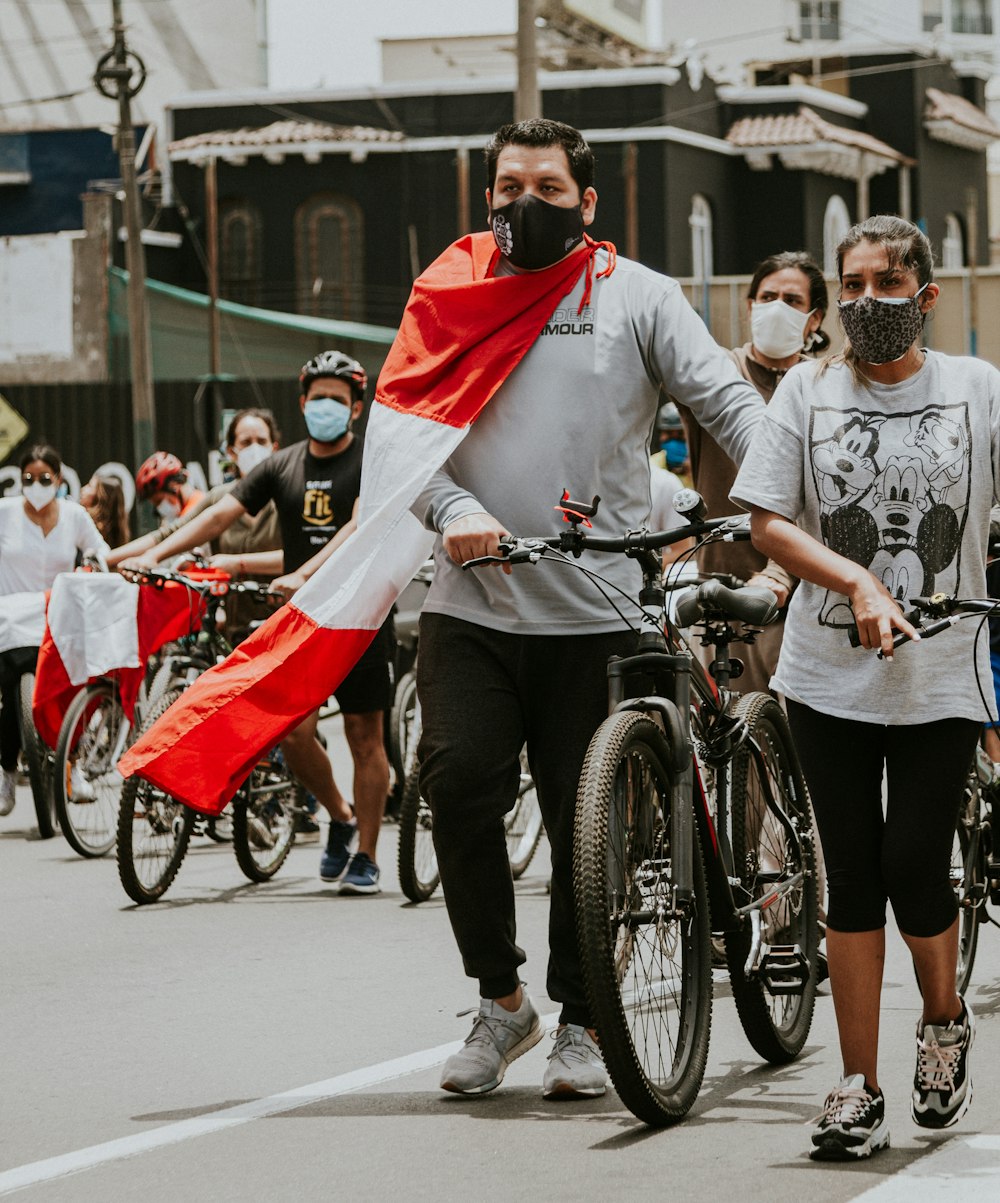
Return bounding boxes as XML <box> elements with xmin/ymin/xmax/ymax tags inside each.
<box><xmin>415</xmin><ymin>249</ymin><xmax>764</xmax><ymax>634</ymax></box>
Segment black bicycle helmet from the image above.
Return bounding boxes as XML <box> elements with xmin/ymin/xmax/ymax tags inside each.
<box><xmin>299</xmin><ymin>350</ymin><xmax>368</xmax><ymax>401</ymax></box>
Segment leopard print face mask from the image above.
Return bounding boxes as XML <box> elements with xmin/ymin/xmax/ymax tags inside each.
<box><xmin>837</xmin><ymin>285</ymin><xmax>927</xmax><ymax>365</ymax></box>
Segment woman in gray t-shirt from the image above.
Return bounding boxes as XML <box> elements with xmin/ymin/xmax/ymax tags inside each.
<box><xmin>732</xmin><ymin>216</ymin><xmax>999</xmax><ymax>1163</ymax></box>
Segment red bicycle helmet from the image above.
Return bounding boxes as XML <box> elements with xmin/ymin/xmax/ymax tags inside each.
<box><xmin>136</xmin><ymin>451</ymin><xmax>186</xmax><ymax>500</ymax></box>
<box><xmin>299</xmin><ymin>350</ymin><xmax>368</xmax><ymax>401</ymax></box>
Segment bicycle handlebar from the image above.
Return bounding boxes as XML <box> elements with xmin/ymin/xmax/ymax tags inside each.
<box><xmin>461</xmin><ymin>513</ymin><xmax>752</xmax><ymax>570</ymax></box>
<box><xmin>847</xmin><ymin>594</ymin><xmax>1000</xmax><ymax>658</ymax></box>
<box><xmin>118</xmin><ymin>565</ymin><xmax>284</xmax><ymax>605</ymax></box>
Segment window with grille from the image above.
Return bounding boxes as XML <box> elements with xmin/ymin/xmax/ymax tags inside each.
<box><xmin>219</xmin><ymin>201</ymin><xmax>262</xmax><ymax>307</ymax></box>
<box><xmin>294</xmin><ymin>194</ymin><xmax>364</xmax><ymax>321</ymax></box>
<box><xmin>799</xmin><ymin>1</ymin><xmax>840</xmax><ymax>39</ymax></box>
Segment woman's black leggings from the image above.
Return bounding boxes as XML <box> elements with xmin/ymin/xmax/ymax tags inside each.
<box><xmin>785</xmin><ymin>701</ymin><xmax>980</xmax><ymax>938</ymax></box>
<box><xmin>0</xmin><ymin>647</ymin><xmax>39</xmax><ymax>772</ymax></box>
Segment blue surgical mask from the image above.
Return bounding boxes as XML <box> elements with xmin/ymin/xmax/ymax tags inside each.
<box><xmin>303</xmin><ymin>396</ymin><xmax>352</xmax><ymax>443</ymax></box>
<box><xmin>664</xmin><ymin>438</ymin><xmax>688</xmax><ymax>470</ymax></box>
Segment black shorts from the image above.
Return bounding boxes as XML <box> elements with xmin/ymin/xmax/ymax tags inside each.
<box><xmin>332</xmin><ymin>618</ymin><xmax>394</xmax><ymax>715</ymax></box>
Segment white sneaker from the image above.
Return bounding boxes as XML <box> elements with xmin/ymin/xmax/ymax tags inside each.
<box><xmin>69</xmin><ymin>763</ymin><xmax>96</xmax><ymax>802</ymax></box>
<box><xmin>542</xmin><ymin>1025</ymin><xmax>607</xmax><ymax>1099</ymax></box>
<box><xmin>0</xmin><ymin>768</ymin><xmax>16</xmax><ymax>816</ymax></box>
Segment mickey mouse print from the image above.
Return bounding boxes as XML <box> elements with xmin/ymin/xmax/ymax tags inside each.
<box><xmin>809</xmin><ymin>402</ymin><xmax>969</xmax><ymax>628</ymax></box>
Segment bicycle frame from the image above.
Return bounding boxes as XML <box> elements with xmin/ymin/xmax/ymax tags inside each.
<box><xmin>607</xmin><ymin>549</ymin><xmax>809</xmax><ymax>957</ymax></box>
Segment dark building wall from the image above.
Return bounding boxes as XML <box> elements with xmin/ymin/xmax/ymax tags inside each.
<box><xmin>849</xmin><ymin>55</ymin><xmax>990</xmax><ymax>264</ymax></box>
<box><xmin>0</xmin><ymin>128</ymin><xmax>132</xmax><ymax>236</ymax></box>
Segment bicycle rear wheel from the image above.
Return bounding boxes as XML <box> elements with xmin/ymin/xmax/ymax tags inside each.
<box><xmin>53</xmin><ymin>681</ymin><xmax>124</xmax><ymax>858</ymax></box>
<box><xmin>397</xmin><ymin>758</ymin><xmax>440</xmax><ymax>902</ymax></box>
<box><xmin>116</xmin><ymin>687</ymin><xmax>195</xmax><ymax>904</ymax></box>
<box><xmin>231</xmin><ymin>752</ymin><xmax>298</xmax><ymax>881</ymax></box>
<box><xmin>574</xmin><ymin>711</ymin><xmax>712</xmax><ymax>1127</ymax></box>
<box><xmin>505</xmin><ymin>747</ymin><xmax>544</xmax><ymax>878</ymax></box>
<box><xmin>952</xmin><ymin>768</ymin><xmax>983</xmax><ymax>995</ymax></box>
<box><xmin>18</xmin><ymin>672</ymin><xmax>57</xmax><ymax>839</ymax></box>
<box><xmin>725</xmin><ymin>692</ymin><xmax>819</xmax><ymax>1064</ymax></box>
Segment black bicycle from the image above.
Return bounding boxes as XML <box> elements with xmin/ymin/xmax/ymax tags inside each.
<box><xmin>465</xmin><ymin>490</ymin><xmax>819</xmax><ymax>1126</ymax></box>
<box><xmin>868</xmin><ymin>592</ymin><xmax>1000</xmax><ymax>993</ymax></box>
<box><xmin>116</xmin><ymin>566</ymin><xmax>303</xmax><ymax>903</ymax></box>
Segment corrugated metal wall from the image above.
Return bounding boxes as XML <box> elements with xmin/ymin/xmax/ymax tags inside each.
<box><xmin>0</xmin><ymin>378</ymin><xmax>317</xmax><ymax>483</ymax></box>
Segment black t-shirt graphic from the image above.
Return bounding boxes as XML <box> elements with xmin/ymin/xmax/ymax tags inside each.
<box><xmin>232</xmin><ymin>437</ymin><xmax>364</xmax><ymax>573</ymax></box>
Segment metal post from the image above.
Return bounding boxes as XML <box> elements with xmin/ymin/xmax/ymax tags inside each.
<box><xmin>205</xmin><ymin>156</ymin><xmax>221</xmax><ymax>379</ymax></box>
<box><xmin>516</xmin><ymin>0</ymin><xmax>541</xmax><ymax>121</ymax></box>
<box><xmin>966</xmin><ymin>185</ymin><xmax>979</xmax><ymax>357</ymax></box>
<box><xmin>95</xmin><ymin>0</ymin><xmax>155</xmax><ymax>485</ymax></box>
<box><xmin>623</xmin><ymin>143</ymin><xmax>639</xmax><ymax>261</ymax></box>
<box><xmin>456</xmin><ymin>145</ymin><xmax>471</xmax><ymax>237</ymax></box>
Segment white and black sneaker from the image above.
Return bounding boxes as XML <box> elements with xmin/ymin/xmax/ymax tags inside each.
<box><xmin>809</xmin><ymin>1074</ymin><xmax>890</xmax><ymax>1161</ymax></box>
<box><xmin>912</xmin><ymin>998</ymin><xmax>975</xmax><ymax>1129</ymax></box>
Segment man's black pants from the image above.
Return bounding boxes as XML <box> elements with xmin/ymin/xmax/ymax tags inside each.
<box><xmin>416</xmin><ymin>612</ymin><xmax>633</xmax><ymax>1027</ymax></box>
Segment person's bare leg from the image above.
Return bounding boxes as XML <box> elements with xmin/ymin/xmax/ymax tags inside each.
<box><xmin>827</xmin><ymin>928</ymin><xmax>885</xmax><ymax>1091</ymax></box>
<box><xmin>983</xmin><ymin>726</ymin><xmax>1000</xmax><ymax>768</ymax></box>
<box><xmin>281</xmin><ymin>710</ymin><xmax>352</xmax><ymax>823</ymax></box>
<box><xmin>902</xmin><ymin>917</ymin><xmax>963</xmax><ymax>1025</ymax></box>
<box><xmin>342</xmin><ymin>710</ymin><xmax>389</xmax><ymax>859</ymax></box>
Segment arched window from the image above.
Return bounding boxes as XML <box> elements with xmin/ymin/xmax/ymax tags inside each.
<box><xmin>689</xmin><ymin>194</ymin><xmax>714</xmax><ymax>282</ymax></box>
<box><xmin>823</xmin><ymin>195</ymin><xmax>852</xmax><ymax>276</ymax></box>
<box><xmin>942</xmin><ymin>212</ymin><xmax>965</xmax><ymax>268</ymax></box>
<box><xmin>294</xmin><ymin>193</ymin><xmax>364</xmax><ymax>320</ymax></box>
<box><xmin>219</xmin><ymin>201</ymin><xmax>262</xmax><ymax>306</ymax></box>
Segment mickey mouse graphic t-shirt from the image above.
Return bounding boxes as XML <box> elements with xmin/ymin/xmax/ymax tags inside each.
<box><xmin>731</xmin><ymin>351</ymin><xmax>1000</xmax><ymax>723</ymax></box>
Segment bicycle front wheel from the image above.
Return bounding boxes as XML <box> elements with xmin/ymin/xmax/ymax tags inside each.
<box><xmin>505</xmin><ymin>747</ymin><xmax>544</xmax><ymax>878</ymax></box>
<box><xmin>952</xmin><ymin>767</ymin><xmax>983</xmax><ymax>995</ymax></box>
<box><xmin>116</xmin><ymin>687</ymin><xmax>194</xmax><ymax>904</ymax></box>
<box><xmin>397</xmin><ymin>758</ymin><xmax>440</xmax><ymax>902</ymax></box>
<box><xmin>53</xmin><ymin>681</ymin><xmax>124</xmax><ymax>857</ymax></box>
<box><xmin>231</xmin><ymin>753</ymin><xmax>298</xmax><ymax>882</ymax></box>
<box><xmin>19</xmin><ymin>672</ymin><xmax>57</xmax><ymax>838</ymax></box>
<box><xmin>725</xmin><ymin>692</ymin><xmax>819</xmax><ymax>1064</ymax></box>
<box><xmin>574</xmin><ymin>711</ymin><xmax>712</xmax><ymax>1127</ymax></box>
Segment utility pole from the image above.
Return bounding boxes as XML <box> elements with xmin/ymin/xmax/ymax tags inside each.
<box><xmin>95</xmin><ymin>0</ymin><xmax>156</xmax><ymax>488</ymax></box>
<box><xmin>516</xmin><ymin>0</ymin><xmax>541</xmax><ymax>121</ymax></box>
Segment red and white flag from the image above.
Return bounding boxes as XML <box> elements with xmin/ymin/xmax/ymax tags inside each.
<box><xmin>118</xmin><ymin>232</ymin><xmax>615</xmax><ymax>814</ymax></box>
<box><xmin>33</xmin><ymin>573</ymin><xmax>202</xmax><ymax>749</ymax></box>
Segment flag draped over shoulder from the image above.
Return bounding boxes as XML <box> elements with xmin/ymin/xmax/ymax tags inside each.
<box><xmin>118</xmin><ymin>231</ymin><xmax>614</xmax><ymax>814</ymax></box>
<box><xmin>32</xmin><ymin>573</ymin><xmax>202</xmax><ymax>749</ymax></box>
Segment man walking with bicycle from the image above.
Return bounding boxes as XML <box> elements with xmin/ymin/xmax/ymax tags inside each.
<box><xmin>409</xmin><ymin>118</ymin><xmax>765</xmax><ymax>1098</ymax></box>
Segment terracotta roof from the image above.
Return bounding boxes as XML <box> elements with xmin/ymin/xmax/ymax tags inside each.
<box><xmin>924</xmin><ymin>87</ymin><xmax>1000</xmax><ymax>139</ymax></box>
<box><xmin>726</xmin><ymin>106</ymin><xmax>912</xmax><ymax>164</ymax></box>
<box><xmin>169</xmin><ymin>120</ymin><xmax>404</xmax><ymax>155</ymax></box>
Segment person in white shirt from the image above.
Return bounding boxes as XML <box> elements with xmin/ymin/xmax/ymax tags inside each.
<box><xmin>0</xmin><ymin>444</ymin><xmax>108</xmax><ymax>815</ymax></box>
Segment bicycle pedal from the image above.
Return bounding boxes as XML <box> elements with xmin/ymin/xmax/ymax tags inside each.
<box><xmin>755</xmin><ymin>943</ymin><xmax>809</xmax><ymax>996</ymax></box>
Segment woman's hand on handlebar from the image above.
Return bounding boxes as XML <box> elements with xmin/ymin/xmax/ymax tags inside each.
<box><xmin>117</xmin><ymin>553</ymin><xmax>160</xmax><ymax>574</ymax></box>
<box><xmin>746</xmin><ymin>572</ymin><xmax>789</xmax><ymax>609</ymax></box>
<box><xmin>269</xmin><ymin>570</ymin><xmax>305</xmax><ymax>601</ymax></box>
<box><xmin>443</xmin><ymin>512</ymin><xmax>513</xmax><ymax>575</ymax></box>
<box><xmin>848</xmin><ymin>571</ymin><xmax>921</xmax><ymax>658</ymax></box>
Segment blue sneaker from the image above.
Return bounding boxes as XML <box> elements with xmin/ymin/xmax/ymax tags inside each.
<box><xmin>320</xmin><ymin>819</ymin><xmax>356</xmax><ymax>882</ymax></box>
<box><xmin>339</xmin><ymin>851</ymin><xmax>381</xmax><ymax>895</ymax></box>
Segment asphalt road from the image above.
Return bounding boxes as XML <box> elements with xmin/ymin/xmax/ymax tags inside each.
<box><xmin>3</xmin><ymin>717</ymin><xmax>999</xmax><ymax>1201</ymax></box>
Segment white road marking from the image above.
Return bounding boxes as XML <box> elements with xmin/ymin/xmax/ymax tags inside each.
<box><xmin>0</xmin><ymin>1013</ymin><xmax>558</xmax><ymax>1196</ymax></box>
<box><xmin>852</xmin><ymin>1134</ymin><xmax>1000</xmax><ymax>1200</ymax></box>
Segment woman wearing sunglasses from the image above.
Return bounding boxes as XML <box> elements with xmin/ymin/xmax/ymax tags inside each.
<box><xmin>0</xmin><ymin>444</ymin><xmax>109</xmax><ymax>817</ymax></box>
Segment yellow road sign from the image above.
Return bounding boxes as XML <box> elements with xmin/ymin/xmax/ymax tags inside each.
<box><xmin>0</xmin><ymin>392</ymin><xmax>29</xmax><ymax>463</ymax></box>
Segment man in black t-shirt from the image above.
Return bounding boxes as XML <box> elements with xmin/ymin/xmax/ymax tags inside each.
<box><xmin>123</xmin><ymin>352</ymin><xmax>392</xmax><ymax>895</ymax></box>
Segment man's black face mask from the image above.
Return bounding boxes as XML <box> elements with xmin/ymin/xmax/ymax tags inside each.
<box><xmin>489</xmin><ymin>192</ymin><xmax>584</xmax><ymax>271</ymax></box>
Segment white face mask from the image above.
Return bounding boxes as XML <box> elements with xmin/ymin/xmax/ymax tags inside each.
<box><xmin>156</xmin><ymin>497</ymin><xmax>182</xmax><ymax>520</ymax></box>
<box><xmin>235</xmin><ymin>443</ymin><xmax>272</xmax><ymax>477</ymax></box>
<box><xmin>23</xmin><ymin>482</ymin><xmax>57</xmax><ymax>511</ymax></box>
<box><xmin>750</xmin><ymin>299</ymin><xmax>813</xmax><ymax>360</ymax></box>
